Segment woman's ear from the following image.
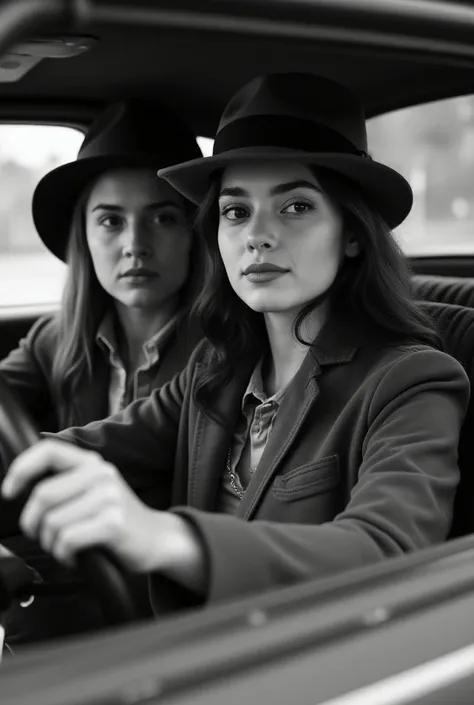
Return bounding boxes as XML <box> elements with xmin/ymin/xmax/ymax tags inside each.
<box><xmin>344</xmin><ymin>234</ymin><xmax>361</xmax><ymax>258</ymax></box>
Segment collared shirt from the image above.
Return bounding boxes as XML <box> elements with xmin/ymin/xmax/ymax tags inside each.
<box><xmin>217</xmin><ymin>359</ymin><xmax>286</xmax><ymax>515</ymax></box>
<box><xmin>96</xmin><ymin>311</ymin><xmax>179</xmax><ymax>415</ymax></box>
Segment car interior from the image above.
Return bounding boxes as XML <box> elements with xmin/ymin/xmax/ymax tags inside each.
<box><xmin>3</xmin><ymin>0</ymin><xmax>474</xmax><ymax>525</ymax></box>
<box><xmin>2</xmin><ymin>0</ymin><xmax>474</xmax><ymax>702</ymax></box>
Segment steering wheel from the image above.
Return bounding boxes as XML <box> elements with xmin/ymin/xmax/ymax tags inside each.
<box><xmin>0</xmin><ymin>376</ymin><xmax>144</xmax><ymax>626</ymax></box>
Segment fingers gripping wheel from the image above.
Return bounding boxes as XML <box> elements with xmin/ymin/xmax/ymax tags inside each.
<box><xmin>0</xmin><ymin>376</ymin><xmax>143</xmax><ymax>625</ymax></box>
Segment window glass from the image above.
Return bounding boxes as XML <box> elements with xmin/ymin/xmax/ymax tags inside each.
<box><xmin>197</xmin><ymin>136</ymin><xmax>213</xmax><ymax>156</ymax></box>
<box><xmin>367</xmin><ymin>96</ymin><xmax>474</xmax><ymax>256</ymax></box>
<box><xmin>0</xmin><ymin>125</ymin><xmax>83</xmax><ymax>309</ymax></box>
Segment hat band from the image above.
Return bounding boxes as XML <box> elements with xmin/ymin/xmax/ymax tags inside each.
<box><xmin>213</xmin><ymin>115</ymin><xmax>368</xmax><ymax>157</ymax></box>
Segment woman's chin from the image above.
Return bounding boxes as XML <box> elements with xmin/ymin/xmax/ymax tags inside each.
<box><xmin>243</xmin><ymin>293</ymin><xmax>298</xmax><ymax>314</ymax></box>
<box><xmin>113</xmin><ymin>290</ymin><xmax>168</xmax><ymax>310</ymax></box>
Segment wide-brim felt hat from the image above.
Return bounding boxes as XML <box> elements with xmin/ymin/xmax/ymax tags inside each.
<box><xmin>33</xmin><ymin>99</ymin><xmax>203</xmax><ymax>261</ymax></box>
<box><xmin>159</xmin><ymin>73</ymin><xmax>413</xmax><ymax>229</ymax></box>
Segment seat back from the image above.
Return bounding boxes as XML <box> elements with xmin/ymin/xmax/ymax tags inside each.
<box><xmin>422</xmin><ymin>301</ymin><xmax>474</xmax><ymax>538</ymax></box>
<box><xmin>413</xmin><ymin>275</ymin><xmax>474</xmax><ymax>308</ymax></box>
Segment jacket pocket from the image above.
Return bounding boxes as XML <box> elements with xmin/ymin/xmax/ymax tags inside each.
<box><xmin>271</xmin><ymin>455</ymin><xmax>340</xmax><ymax>502</ymax></box>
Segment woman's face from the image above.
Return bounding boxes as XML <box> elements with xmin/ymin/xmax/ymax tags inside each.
<box><xmin>85</xmin><ymin>168</ymin><xmax>193</xmax><ymax>310</ymax></box>
<box><xmin>218</xmin><ymin>161</ymin><xmax>356</xmax><ymax>316</ymax></box>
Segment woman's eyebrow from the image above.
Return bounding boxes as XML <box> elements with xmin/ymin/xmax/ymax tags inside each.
<box><xmin>91</xmin><ymin>203</ymin><xmax>124</xmax><ymax>212</ymax></box>
<box><xmin>219</xmin><ymin>180</ymin><xmax>322</xmax><ymax>199</ymax></box>
<box><xmin>219</xmin><ymin>186</ymin><xmax>248</xmax><ymax>198</ymax></box>
<box><xmin>143</xmin><ymin>200</ymin><xmax>181</xmax><ymax>211</ymax></box>
<box><xmin>269</xmin><ymin>180</ymin><xmax>322</xmax><ymax>196</ymax></box>
<box><xmin>91</xmin><ymin>200</ymin><xmax>179</xmax><ymax>212</ymax></box>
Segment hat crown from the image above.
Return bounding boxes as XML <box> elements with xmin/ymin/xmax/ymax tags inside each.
<box><xmin>158</xmin><ymin>72</ymin><xmax>413</xmax><ymax>231</ymax></box>
<box><xmin>78</xmin><ymin>99</ymin><xmax>202</xmax><ymax>167</ymax></box>
<box><xmin>33</xmin><ymin>99</ymin><xmax>202</xmax><ymax>261</ymax></box>
<box><xmin>215</xmin><ymin>73</ymin><xmax>368</xmax><ymax>154</ymax></box>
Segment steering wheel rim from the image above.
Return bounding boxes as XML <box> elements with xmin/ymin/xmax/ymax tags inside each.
<box><xmin>0</xmin><ymin>375</ymin><xmax>143</xmax><ymax>625</ymax></box>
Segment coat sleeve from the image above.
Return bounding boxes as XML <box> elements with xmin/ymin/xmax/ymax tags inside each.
<box><xmin>51</xmin><ymin>350</ymin><xmax>197</xmax><ymax>510</ymax></box>
<box><xmin>0</xmin><ymin>316</ymin><xmax>57</xmax><ymax>427</ymax></box>
<box><xmin>164</xmin><ymin>349</ymin><xmax>470</xmax><ymax>605</ymax></box>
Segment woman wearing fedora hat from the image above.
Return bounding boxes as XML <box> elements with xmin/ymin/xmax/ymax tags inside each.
<box><xmin>0</xmin><ymin>99</ymin><xmax>203</xmax><ymax>643</ymax></box>
<box><xmin>3</xmin><ymin>75</ymin><xmax>469</xmax><ymax>614</ymax></box>
<box><xmin>0</xmin><ymin>99</ymin><xmax>203</xmax><ymax>435</ymax></box>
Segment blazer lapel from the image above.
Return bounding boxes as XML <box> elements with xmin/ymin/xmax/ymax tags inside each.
<box><xmin>237</xmin><ymin>314</ymin><xmax>366</xmax><ymax>519</ymax></box>
<box><xmin>236</xmin><ymin>351</ymin><xmax>321</xmax><ymax>519</ymax></box>
<box><xmin>188</xmin><ymin>313</ymin><xmax>374</xmax><ymax>514</ymax></box>
<box><xmin>188</xmin><ymin>361</ymin><xmax>253</xmax><ymax>510</ymax></box>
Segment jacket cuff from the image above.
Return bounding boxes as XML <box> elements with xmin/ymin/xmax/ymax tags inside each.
<box><xmin>171</xmin><ymin>507</ymin><xmax>276</xmax><ymax>604</ymax></box>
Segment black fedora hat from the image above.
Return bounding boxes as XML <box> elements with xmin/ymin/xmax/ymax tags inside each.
<box><xmin>33</xmin><ymin>99</ymin><xmax>203</xmax><ymax>261</ymax></box>
<box><xmin>159</xmin><ymin>73</ymin><xmax>412</xmax><ymax>229</ymax></box>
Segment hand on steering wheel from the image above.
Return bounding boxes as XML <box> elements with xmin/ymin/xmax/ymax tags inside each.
<box><xmin>4</xmin><ymin>441</ymin><xmax>170</xmax><ymax>574</ymax></box>
<box><xmin>0</xmin><ymin>376</ymin><xmax>147</xmax><ymax>625</ymax></box>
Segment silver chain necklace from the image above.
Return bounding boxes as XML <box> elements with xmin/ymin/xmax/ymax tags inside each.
<box><xmin>226</xmin><ymin>447</ymin><xmax>259</xmax><ymax>499</ymax></box>
<box><xmin>226</xmin><ymin>447</ymin><xmax>245</xmax><ymax>499</ymax></box>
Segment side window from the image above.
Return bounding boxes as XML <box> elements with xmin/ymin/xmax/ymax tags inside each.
<box><xmin>367</xmin><ymin>96</ymin><xmax>474</xmax><ymax>256</ymax></box>
<box><xmin>197</xmin><ymin>136</ymin><xmax>213</xmax><ymax>156</ymax></box>
<box><xmin>0</xmin><ymin>124</ymin><xmax>83</xmax><ymax>309</ymax></box>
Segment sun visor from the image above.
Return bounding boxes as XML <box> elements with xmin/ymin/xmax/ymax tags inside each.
<box><xmin>0</xmin><ymin>36</ymin><xmax>97</xmax><ymax>83</ymax></box>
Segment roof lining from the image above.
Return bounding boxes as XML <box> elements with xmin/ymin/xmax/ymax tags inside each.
<box><xmin>0</xmin><ymin>2</ymin><xmax>473</xmax><ymax>134</ymax></box>
<box><xmin>85</xmin><ymin>0</ymin><xmax>474</xmax><ymax>61</ymax></box>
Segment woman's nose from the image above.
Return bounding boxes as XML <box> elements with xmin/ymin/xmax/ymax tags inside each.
<box><xmin>245</xmin><ymin>236</ymin><xmax>274</xmax><ymax>253</ymax></box>
<box><xmin>245</xmin><ymin>214</ymin><xmax>276</xmax><ymax>253</ymax></box>
<box><xmin>122</xmin><ymin>221</ymin><xmax>152</xmax><ymax>258</ymax></box>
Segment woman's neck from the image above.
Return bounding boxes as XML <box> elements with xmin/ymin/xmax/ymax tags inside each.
<box><xmin>114</xmin><ymin>298</ymin><xmax>179</xmax><ymax>373</ymax></box>
<box><xmin>263</xmin><ymin>304</ymin><xmax>329</xmax><ymax>397</ymax></box>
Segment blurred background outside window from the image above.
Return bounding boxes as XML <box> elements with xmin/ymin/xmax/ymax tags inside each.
<box><xmin>0</xmin><ymin>125</ymin><xmax>82</xmax><ymax>308</ymax></box>
<box><xmin>368</xmin><ymin>95</ymin><xmax>474</xmax><ymax>256</ymax></box>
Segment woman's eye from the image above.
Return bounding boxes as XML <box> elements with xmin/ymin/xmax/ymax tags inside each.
<box><xmin>151</xmin><ymin>211</ymin><xmax>178</xmax><ymax>226</ymax></box>
<box><xmin>220</xmin><ymin>205</ymin><xmax>248</xmax><ymax>221</ymax></box>
<box><xmin>282</xmin><ymin>201</ymin><xmax>314</xmax><ymax>215</ymax></box>
<box><xmin>99</xmin><ymin>215</ymin><xmax>123</xmax><ymax>229</ymax></box>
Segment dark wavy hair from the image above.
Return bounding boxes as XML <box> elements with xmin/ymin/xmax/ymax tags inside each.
<box><xmin>192</xmin><ymin>165</ymin><xmax>442</xmax><ymax>419</ymax></box>
<box><xmin>51</xmin><ymin>176</ymin><xmax>200</xmax><ymax>428</ymax></box>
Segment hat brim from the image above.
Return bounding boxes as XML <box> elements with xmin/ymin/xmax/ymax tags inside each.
<box><xmin>33</xmin><ymin>154</ymin><xmax>172</xmax><ymax>262</ymax></box>
<box><xmin>159</xmin><ymin>147</ymin><xmax>413</xmax><ymax>230</ymax></box>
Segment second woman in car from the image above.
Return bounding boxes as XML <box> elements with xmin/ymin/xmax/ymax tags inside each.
<box><xmin>3</xmin><ymin>74</ymin><xmax>469</xmax><ymax>614</ymax></box>
<box><xmin>0</xmin><ymin>99</ymin><xmax>203</xmax><ymax>434</ymax></box>
<box><xmin>0</xmin><ymin>99</ymin><xmax>203</xmax><ymax>643</ymax></box>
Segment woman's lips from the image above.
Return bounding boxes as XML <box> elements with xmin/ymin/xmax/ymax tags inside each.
<box><xmin>242</xmin><ymin>263</ymin><xmax>289</xmax><ymax>283</ymax></box>
<box><xmin>245</xmin><ymin>270</ymin><xmax>287</xmax><ymax>283</ymax></box>
<box><xmin>120</xmin><ymin>268</ymin><xmax>158</xmax><ymax>277</ymax></box>
<box><xmin>120</xmin><ymin>269</ymin><xmax>159</xmax><ymax>284</ymax></box>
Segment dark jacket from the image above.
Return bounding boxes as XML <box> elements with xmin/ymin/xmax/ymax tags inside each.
<box><xmin>0</xmin><ymin>313</ymin><xmax>201</xmax><ymax>645</ymax></box>
<box><xmin>0</xmin><ymin>313</ymin><xmax>200</xmax><ymax>433</ymax></box>
<box><xmin>56</xmin><ymin>316</ymin><xmax>470</xmax><ymax>609</ymax></box>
